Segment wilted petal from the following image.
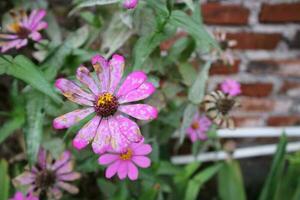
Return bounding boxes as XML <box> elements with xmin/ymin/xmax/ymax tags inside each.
<box><xmin>92</xmin><ymin>54</ymin><xmax>109</xmax><ymax>93</ymax></box>
<box><xmin>51</xmin><ymin>151</ymin><xmax>71</xmax><ymax>170</ymax></box>
<box><xmin>13</xmin><ymin>171</ymin><xmax>35</xmax><ymax>186</ymax></box>
<box><xmin>117</xmin><ymin>71</ymin><xmax>146</xmax><ymax>97</ymax></box>
<box><xmin>117</xmin><ymin>161</ymin><xmax>128</xmax><ymax>180</ymax></box>
<box><xmin>57</xmin><ymin>182</ymin><xmax>79</xmax><ymax>194</ymax></box>
<box><xmin>127</xmin><ymin>162</ymin><xmax>138</xmax><ymax>180</ymax></box>
<box><xmin>92</xmin><ymin>119</ymin><xmax>111</xmax><ymax>154</ymax></box>
<box><xmin>119</xmin><ymin>104</ymin><xmax>158</xmax><ymax>120</ymax></box>
<box><xmin>115</xmin><ymin>114</ymin><xmax>143</xmax><ymax>142</ymax></box>
<box><xmin>132</xmin><ymin>156</ymin><xmax>151</xmax><ymax>168</ymax></box>
<box><xmin>58</xmin><ymin>172</ymin><xmax>81</xmax><ymax>181</ymax></box>
<box><xmin>49</xmin><ymin>187</ymin><xmax>62</xmax><ymax>200</ymax></box>
<box><xmin>118</xmin><ymin>82</ymin><xmax>155</xmax><ymax>104</ymax></box>
<box><xmin>53</xmin><ymin>108</ymin><xmax>94</xmax><ymax>129</ymax></box>
<box><xmin>76</xmin><ymin>66</ymin><xmax>100</xmax><ymax>96</ymax></box>
<box><xmin>108</xmin><ymin>54</ymin><xmax>125</xmax><ymax>93</ymax></box>
<box><xmin>98</xmin><ymin>154</ymin><xmax>119</xmax><ymax>165</ymax></box>
<box><xmin>108</xmin><ymin>116</ymin><xmax>130</xmax><ymax>152</ymax></box>
<box><xmin>105</xmin><ymin>160</ymin><xmax>120</xmax><ymax>179</ymax></box>
<box><xmin>72</xmin><ymin>116</ymin><xmax>100</xmax><ymax>150</ymax></box>
<box><xmin>37</xmin><ymin>148</ymin><xmax>47</xmax><ymax>169</ymax></box>
<box><xmin>56</xmin><ymin>161</ymin><xmax>73</xmax><ymax>175</ymax></box>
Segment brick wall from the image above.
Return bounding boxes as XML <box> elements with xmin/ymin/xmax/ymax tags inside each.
<box><xmin>164</xmin><ymin>0</ymin><xmax>300</xmax><ymax>127</ymax></box>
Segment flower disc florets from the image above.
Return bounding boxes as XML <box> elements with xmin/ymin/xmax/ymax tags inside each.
<box><xmin>94</xmin><ymin>92</ymin><xmax>119</xmax><ymax>117</ymax></box>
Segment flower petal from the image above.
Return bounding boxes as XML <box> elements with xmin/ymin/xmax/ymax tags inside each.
<box><xmin>115</xmin><ymin>114</ymin><xmax>143</xmax><ymax>142</ymax></box>
<box><xmin>0</xmin><ymin>34</ymin><xmax>18</xmax><ymax>39</ymax></box>
<box><xmin>12</xmin><ymin>172</ymin><xmax>35</xmax><ymax>186</ymax></box>
<box><xmin>132</xmin><ymin>143</ymin><xmax>152</xmax><ymax>156</ymax></box>
<box><xmin>53</xmin><ymin>108</ymin><xmax>94</xmax><ymax>129</ymax></box>
<box><xmin>49</xmin><ymin>187</ymin><xmax>62</xmax><ymax>200</ymax></box>
<box><xmin>108</xmin><ymin>54</ymin><xmax>125</xmax><ymax>93</ymax></box>
<box><xmin>92</xmin><ymin>119</ymin><xmax>111</xmax><ymax>154</ymax></box>
<box><xmin>119</xmin><ymin>104</ymin><xmax>158</xmax><ymax>120</ymax></box>
<box><xmin>35</xmin><ymin>21</ymin><xmax>48</xmax><ymax>31</ymax></box>
<box><xmin>58</xmin><ymin>172</ymin><xmax>81</xmax><ymax>181</ymax></box>
<box><xmin>105</xmin><ymin>160</ymin><xmax>120</xmax><ymax>179</ymax></box>
<box><xmin>29</xmin><ymin>32</ymin><xmax>41</xmax><ymax>41</ymax></box>
<box><xmin>29</xmin><ymin>9</ymin><xmax>46</xmax><ymax>30</ymax></box>
<box><xmin>108</xmin><ymin>116</ymin><xmax>130</xmax><ymax>152</ymax></box>
<box><xmin>92</xmin><ymin>54</ymin><xmax>109</xmax><ymax>93</ymax></box>
<box><xmin>72</xmin><ymin>116</ymin><xmax>100</xmax><ymax>150</ymax></box>
<box><xmin>117</xmin><ymin>161</ymin><xmax>128</xmax><ymax>180</ymax></box>
<box><xmin>116</xmin><ymin>71</ymin><xmax>147</xmax><ymax>97</ymax></box>
<box><xmin>118</xmin><ymin>82</ymin><xmax>155</xmax><ymax>104</ymax></box>
<box><xmin>98</xmin><ymin>154</ymin><xmax>119</xmax><ymax>165</ymax></box>
<box><xmin>51</xmin><ymin>151</ymin><xmax>71</xmax><ymax>170</ymax></box>
<box><xmin>127</xmin><ymin>162</ymin><xmax>138</xmax><ymax>180</ymax></box>
<box><xmin>37</xmin><ymin>148</ymin><xmax>47</xmax><ymax>169</ymax></box>
<box><xmin>56</xmin><ymin>161</ymin><xmax>74</xmax><ymax>175</ymax></box>
<box><xmin>1</xmin><ymin>39</ymin><xmax>22</xmax><ymax>53</ymax></box>
<box><xmin>76</xmin><ymin>66</ymin><xmax>100</xmax><ymax>96</ymax></box>
<box><xmin>57</xmin><ymin>182</ymin><xmax>79</xmax><ymax>194</ymax></box>
<box><xmin>132</xmin><ymin>156</ymin><xmax>151</xmax><ymax>168</ymax></box>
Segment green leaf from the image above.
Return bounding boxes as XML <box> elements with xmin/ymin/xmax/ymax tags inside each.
<box><xmin>0</xmin><ymin>116</ymin><xmax>25</xmax><ymax>144</ymax></box>
<box><xmin>218</xmin><ymin>160</ymin><xmax>246</xmax><ymax>200</ymax></box>
<box><xmin>0</xmin><ymin>55</ymin><xmax>13</xmax><ymax>75</ymax></box>
<box><xmin>97</xmin><ymin>178</ymin><xmax>117</xmax><ymax>198</ymax></box>
<box><xmin>2</xmin><ymin>55</ymin><xmax>62</xmax><ymax>104</ymax></box>
<box><xmin>188</xmin><ymin>61</ymin><xmax>211</xmax><ymax>104</ymax></box>
<box><xmin>0</xmin><ymin>159</ymin><xmax>9</xmax><ymax>200</ymax></box>
<box><xmin>259</xmin><ymin>134</ymin><xmax>288</xmax><ymax>200</ymax></box>
<box><xmin>184</xmin><ymin>163</ymin><xmax>222</xmax><ymax>200</ymax></box>
<box><xmin>182</xmin><ymin>0</ymin><xmax>194</xmax><ymax>11</ymax></box>
<box><xmin>178</xmin><ymin>103</ymin><xmax>197</xmax><ymax>145</ymax></box>
<box><xmin>45</xmin><ymin>11</ymin><xmax>62</xmax><ymax>45</ymax></box>
<box><xmin>25</xmin><ymin>91</ymin><xmax>45</xmax><ymax>165</ymax></box>
<box><xmin>65</xmin><ymin>26</ymin><xmax>89</xmax><ymax>49</ymax></box>
<box><xmin>70</xmin><ymin>0</ymin><xmax>119</xmax><ymax>16</ymax></box>
<box><xmin>178</xmin><ymin>62</ymin><xmax>197</xmax><ymax>86</ymax></box>
<box><xmin>80</xmin><ymin>11</ymin><xmax>102</xmax><ymax>27</ymax></box>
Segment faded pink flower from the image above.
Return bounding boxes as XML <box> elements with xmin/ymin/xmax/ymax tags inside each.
<box><xmin>123</xmin><ymin>0</ymin><xmax>138</xmax><ymax>9</ymax></box>
<box><xmin>53</xmin><ymin>54</ymin><xmax>157</xmax><ymax>153</ymax></box>
<box><xmin>220</xmin><ymin>79</ymin><xmax>241</xmax><ymax>96</ymax></box>
<box><xmin>9</xmin><ymin>192</ymin><xmax>38</xmax><ymax>200</ymax></box>
<box><xmin>187</xmin><ymin>113</ymin><xmax>212</xmax><ymax>142</ymax></box>
<box><xmin>98</xmin><ymin>141</ymin><xmax>152</xmax><ymax>180</ymax></box>
<box><xmin>13</xmin><ymin>149</ymin><xmax>80</xmax><ymax>200</ymax></box>
<box><xmin>0</xmin><ymin>9</ymin><xmax>48</xmax><ymax>53</ymax></box>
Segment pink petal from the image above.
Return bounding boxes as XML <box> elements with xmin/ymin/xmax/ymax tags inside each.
<box><xmin>117</xmin><ymin>161</ymin><xmax>128</xmax><ymax>180</ymax></box>
<box><xmin>53</xmin><ymin>108</ymin><xmax>94</xmax><ymax>129</ymax></box>
<box><xmin>123</xmin><ymin>0</ymin><xmax>139</xmax><ymax>9</ymax></box>
<box><xmin>115</xmin><ymin>114</ymin><xmax>143</xmax><ymax>142</ymax></box>
<box><xmin>1</xmin><ymin>39</ymin><xmax>22</xmax><ymax>53</ymax></box>
<box><xmin>98</xmin><ymin>154</ymin><xmax>119</xmax><ymax>165</ymax></box>
<box><xmin>52</xmin><ymin>151</ymin><xmax>71</xmax><ymax>170</ymax></box>
<box><xmin>119</xmin><ymin>104</ymin><xmax>158</xmax><ymax>120</ymax></box>
<box><xmin>92</xmin><ymin>54</ymin><xmax>109</xmax><ymax>93</ymax></box>
<box><xmin>108</xmin><ymin>54</ymin><xmax>125</xmax><ymax>93</ymax></box>
<box><xmin>76</xmin><ymin>66</ymin><xmax>100</xmax><ymax>96</ymax></box>
<box><xmin>35</xmin><ymin>21</ymin><xmax>48</xmax><ymax>31</ymax></box>
<box><xmin>10</xmin><ymin>191</ymin><xmax>24</xmax><ymax>200</ymax></box>
<box><xmin>37</xmin><ymin>148</ymin><xmax>47</xmax><ymax>169</ymax></box>
<box><xmin>56</xmin><ymin>161</ymin><xmax>73</xmax><ymax>175</ymax></box>
<box><xmin>29</xmin><ymin>32</ymin><xmax>41</xmax><ymax>41</ymax></box>
<box><xmin>49</xmin><ymin>187</ymin><xmax>62</xmax><ymax>200</ymax></box>
<box><xmin>118</xmin><ymin>82</ymin><xmax>155</xmax><ymax>103</ymax></box>
<box><xmin>108</xmin><ymin>116</ymin><xmax>130</xmax><ymax>152</ymax></box>
<box><xmin>12</xmin><ymin>172</ymin><xmax>35</xmax><ymax>186</ymax></box>
<box><xmin>132</xmin><ymin>143</ymin><xmax>152</xmax><ymax>156</ymax></box>
<box><xmin>92</xmin><ymin>119</ymin><xmax>111</xmax><ymax>154</ymax></box>
<box><xmin>116</xmin><ymin>71</ymin><xmax>147</xmax><ymax>97</ymax></box>
<box><xmin>72</xmin><ymin>116</ymin><xmax>100</xmax><ymax>150</ymax></box>
<box><xmin>127</xmin><ymin>162</ymin><xmax>138</xmax><ymax>180</ymax></box>
<box><xmin>0</xmin><ymin>34</ymin><xmax>18</xmax><ymax>39</ymax></box>
<box><xmin>105</xmin><ymin>160</ymin><xmax>120</xmax><ymax>179</ymax></box>
<box><xmin>132</xmin><ymin>156</ymin><xmax>151</xmax><ymax>168</ymax></box>
<box><xmin>187</xmin><ymin>128</ymin><xmax>197</xmax><ymax>142</ymax></box>
<box><xmin>58</xmin><ymin>172</ymin><xmax>81</xmax><ymax>181</ymax></box>
<box><xmin>29</xmin><ymin>9</ymin><xmax>46</xmax><ymax>30</ymax></box>
<box><xmin>56</xmin><ymin>181</ymin><xmax>79</xmax><ymax>194</ymax></box>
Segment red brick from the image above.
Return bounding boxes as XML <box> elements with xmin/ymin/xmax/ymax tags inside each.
<box><xmin>201</xmin><ymin>3</ymin><xmax>249</xmax><ymax>25</ymax></box>
<box><xmin>209</xmin><ymin>60</ymin><xmax>240</xmax><ymax>75</ymax></box>
<box><xmin>280</xmin><ymin>81</ymin><xmax>300</xmax><ymax>94</ymax></box>
<box><xmin>232</xmin><ymin>115</ymin><xmax>264</xmax><ymax>127</ymax></box>
<box><xmin>267</xmin><ymin>116</ymin><xmax>300</xmax><ymax>126</ymax></box>
<box><xmin>260</xmin><ymin>3</ymin><xmax>300</xmax><ymax>23</ymax></box>
<box><xmin>241</xmin><ymin>83</ymin><xmax>273</xmax><ymax>97</ymax></box>
<box><xmin>226</xmin><ymin>32</ymin><xmax>282</xmax><ymax>50</ymax></box>
<box><xmin>160</xmin><ymin>32</ymin><xmax>187</xmax><ymax>51</ymax></box>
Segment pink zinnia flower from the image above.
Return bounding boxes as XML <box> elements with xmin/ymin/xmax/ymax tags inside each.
<box><xmin>13</xmin><ymin>149</ymin><xmax>80</xmax><ymax>200</ymax></box>
<box><xmin>98</xmin><ymin>141</ymin><xmax>152</xmax><ymax>180</ymax></box>
<box><xmin>9</xmin><ymin>192</ymin><xmax>38</xmax><ymax>200</ymax></box>
<box><xmin>0</xmin><ymin>9</ymin><xmax>48</xmax><ymax>53</ymax></box>
<box><xmin>123</xmin><ymin>0</ymin><xmax>138</xmax><ymax>9</ymax></box>
<box><xmin>187</xmin><ymin>113</ymin><xmax>212</xmax><ymax>142</ymax></box>
<box><xmin>53</xmin><ymin>54</ymin><xmax>157</xmax><ymax>153</ymax></box>
<box><xmin>220</xmin><ymin>79</ymin><xmax>241</xmax><ymax>96</ymax></box>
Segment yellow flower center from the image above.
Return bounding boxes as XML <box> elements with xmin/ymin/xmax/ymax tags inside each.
<box><xmin>94</xmin><ymin>92</ymin><xmax>119</xmax><ymax>117</ymax></box>
<box><xmin>120</xmin><ymin>149</ymin><xmax>133</xmax><ymax>160</ymax></box>
<box><xmin>8</xmin><ymin>22</ymin><xmax>30</xmax><ymax>39</ymax></box>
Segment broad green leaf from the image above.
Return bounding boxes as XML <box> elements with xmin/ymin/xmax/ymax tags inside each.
<box><xmin>183</xmin><ymin>0</ymin><xmax>194</xmax><ymax>11</ymax></box>
<box><xmin>178</xmin><ymin>62</ymin><xmax>197</xmax><ymax>86</ymax></box>
<box><xmin>2</xmin><ymin>55</ymin><xmax>62</xmax><ymax>103</ymax></box>
<box><xmin>218</xmin><ymin>160</ymin><xmax>246</xmax><ymax>200</ymax></box>
<box><xmin>25</xmin><ymin>91</ymin><xmax>45</xmax><ymax>165</ymax></box>
<box><xmin>70</xmin><ymin>0</ymin><xmax>119</xmax><ymax>15</ymax></box>
<box><xmin>259</xmin><ymin>134</ymin><xmax>287</xmax><ymax>200</ymax></box>
<box><xmin>0</xmin><ymin>55</ymin><xmax>13</xmax><ymax>75</ymax></box>
<box><xmin>0</xmin><ymin>115</ymin><xmax>25</xmax><ymax>144</ymax></box>
<box><xmin>175</xmin><ymin>162</ymin><xmax>201</xmax><ymax>183</ymax></box>
<box><xmin>45</xmin><ymin>11</ymin><xmax>62</xmax><ymax>45</ymax></box>
<box><xmin>80</xmin><ymin>11</ymin><xmax>102</xmax><ymax>27</ymax></box>
<box><xmin>178</xmin><ymin>103</ymin><xmax>197</xmax><ymax>145</ymax></box>
<box><xmin>184</xmin><ymin>163</ymin><xmax>222</xmax><ymax>200</ymax></box>
<box><xmin>0</xmin><ymin>159</ymin><xmax>10</xmax><ymax>200</ymax></box>
<box><xmin>188</xmin><ymin>61</ymin><xmax>211</xmax><ymax>104</ymax></box>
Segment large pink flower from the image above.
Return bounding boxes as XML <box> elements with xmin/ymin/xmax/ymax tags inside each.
<box><xmin>53</xmin><ymin>54</ymin><xmax>157</xmax><ymax>153</ymax></box>
<box><xmin>9</xmin><ymin>192</ymin><xmax>38</xmax><ymax>200</ymax></box>
<box><xmin>123</xmin><ymin>0</ymin><xmax>138</xmax><ymax>9</ymax></box>
<box><xmin>98</xmin><ymin>141</ymin><xmax>152</xmax><ymax>180</ymax></box>
<box><xmin>13</xmin><ymin>149</ymin><xmax>80</xmax><ymax>200</ymax></box>
<box><xmin>0</xmin><ymin>9</ymin><xmax>48</xmax><ymax>53</ymax></box>
<box><xmin>187</xmin><ymin>113</ymin><xmax>212</xmax><ymax>142</ymax></box>
<box><xmin>220</xmin><ymin>79</ymin><xmax>241</xmax><ymax>96</ymax></box>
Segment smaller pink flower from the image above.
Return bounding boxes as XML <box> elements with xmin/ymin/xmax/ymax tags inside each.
<box><xmin>123</xmin><ymin>0</ymin><xmax>138</xmax><ymax>9</ymax></box>
<box><xmin>98</xmin><ymin>141</ymin><xmax>152</xmax><ymax>181</ymax></box>
<box><xmin>9</xmin><ymin>192</ymin><xmax>38</xmax><ymax>200</ymax></box>
<box><xmin>187</xmin><ymin>113</ymin><xmax>212</xmax><ymax>142</ymax></box>
<box><xmin>220</xmin><ymin>79</ymin><xmax>241</xmax><ymax>96</ymax></box>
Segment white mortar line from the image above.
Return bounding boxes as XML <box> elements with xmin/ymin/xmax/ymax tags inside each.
<box><xmin>171</xmin><ymin>142</ymin><xmax>300</xmax><ymax>164</ymax></box>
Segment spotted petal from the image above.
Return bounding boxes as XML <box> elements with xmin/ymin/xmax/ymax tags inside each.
<box><xmin>92</xmin><ymin>54</ymin><xmax>109</xmax><ymax>93</ymax></box>
<box><xmin>76</xmin><ymin>66</ymin><xmax>100</xmax><ymax>96</ymax></box>
<box><xmin>108</xmin><ymin>116</ymin><xmax>130</xmax><ymax>152</ymax></box>
<box><xmin>118</xmin><ymin>82</ymin><xmax>155</xmax><ymax>103</ymax></box>
<box><xmin>53</xmin><ymin>108</ymin><xmax>94</xmax><ymax>129</ymax></box>
<box><xmin>115</xmin><ymin>114</ymin><xmax>143</xmax><ymax>142</ymax></box>
<box><xmin>117</xmin><ymin>71</ymin><xmax>147</xmax><ymax>97</ymax></box>
<box><xmin>92</xmin><ymin>119</ymin><xmax>111</xmax><ymax>154</ymax></box>
<box><xmin>119</xmin><ymin>104</ymin><xmax>158</xmax><ymax>120</ymax></box>
<box><xmin>108</xmin><ymin>54</ymin><xmax>125</xmax><ymax>93</ymax></box>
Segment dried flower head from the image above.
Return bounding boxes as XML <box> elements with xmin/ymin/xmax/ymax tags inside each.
<box><xmin>203</xmin><ymin>90</ymin><xmax>238</xmax><ymax>129</ymax></box>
